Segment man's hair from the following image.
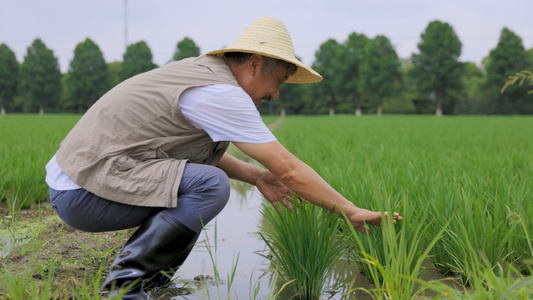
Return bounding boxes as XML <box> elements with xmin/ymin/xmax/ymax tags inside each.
<box><xmin>224</xmin><ymin>52</ymin><xmax>297</xmax><ymax>76</ymax></box>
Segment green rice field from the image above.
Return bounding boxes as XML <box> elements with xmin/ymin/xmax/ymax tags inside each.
<box><xmin>1</xmin><ymin>114</ymin><xmax>533</xmax><ymax>299</ymax></box>
<box><xmin>270</xmin><ymin>115</ymin><xmax>533</xmax><ymax>299</ymax></box>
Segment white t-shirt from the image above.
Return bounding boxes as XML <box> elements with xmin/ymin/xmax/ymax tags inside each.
<box><xmin>45</xmin><ymin>84</ymin><xmax>276</xmax><ymax>191</ymax></box>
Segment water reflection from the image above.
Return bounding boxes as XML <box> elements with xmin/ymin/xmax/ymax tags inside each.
<box><xmin>167</xmin><ymin>180</ymin><xmax>272</xmax><ymax>299</ymax></box>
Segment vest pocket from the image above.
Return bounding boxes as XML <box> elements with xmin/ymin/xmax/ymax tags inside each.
<box><xmin>170</xmin><ymin>142</ymin><xmax>227</xmax><ymax>165</ymax></box>
<box><xmin>110</xmin><ymin>152</ymin><xmax>168</xmax><ymax>183</ymax></box>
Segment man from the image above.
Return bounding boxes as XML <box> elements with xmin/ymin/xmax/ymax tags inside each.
<box><xmin>45</xmin><ymin>17</ymin><xmax>401</xmax><ymax>299</ymax></box>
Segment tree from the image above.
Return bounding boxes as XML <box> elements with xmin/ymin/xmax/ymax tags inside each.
<box><xmin>311</xmin><ymin>39</ymin><xmax>345</xmax><ymax>115</ymax></box>
<box><xmin>108</xmin><ymin>61</ymin><xmax>123</xmax><ymax>88</ymax></box>
<box><xmin>359</xmin><ymin>35</ymin><xmax>401</xmax><ymax>115</ymax></box>
<box><xmin>68</xmin><ymin>38</ymin><xmax>111</xmax><ymax>113</ymax></box>
<box><xmin>0</xmin><ymin>44</ymin><xmax>19</xmax><ymax>115</ymax></box>
<box><xmin>173</xmin><ymin>37</ymin><xmax>200</xmax><ymax>61</ymax></box>
<box><xmin>484</xmin><ymin>28</ymin><xmax>530</xmax><ymax>114</ymax></box>
<box><xmin>342</xmin><ymin>32</ymin><xmax>369</xmax><ymax>116</ymax></box>
<box><xmin>526</xmin><ymin>48</ymin><xmax>533</xmax><ymax>67</ymax></box>
<box><xmin>278</xmin><ymin>78</ymin><xmax>307</xmax><ymax>116</ymax></box>
<box><xmin>19</xmin><ymin>39</ymin><xmax>62</xmax><ymax>114</ymax></box>
<box><xmin>386</xmin><ymin>58</ymin><xmax>417</xmax><ymax>114</ymax></box>
<box><xmin>410</xmin><ymin>20</ymin><xmax>463</xmax><ymax>116</ymax></box>
<box><xmin>455</xmin><ymin>62</ymin><xmax>485</xmax><ymax>114</ymax></box>
<box><xmin>121</xmin><ymin>41</ymin><xmax>157</xmax><ymax>81</ymax></box>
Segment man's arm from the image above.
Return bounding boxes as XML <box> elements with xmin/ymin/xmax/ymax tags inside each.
<box><xmin>232</xmin><ymin>140</ymin><xmax>401</xmax><ymax>233</ymax></box>
<box><xmin>217</xmin><ymin>152</ymin><xmax>261</xmax><ymax>185</ymax></box>
<box><xmin>217</xmin><ymin>151</ymin><xmax>294</xmax><ymax>213</ymax></box>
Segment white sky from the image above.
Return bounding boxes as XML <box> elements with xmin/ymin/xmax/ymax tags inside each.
<box><xmin>1</xmin><ymin>0</ymin><xmax>532</xmax><ymax>73</ymax></box>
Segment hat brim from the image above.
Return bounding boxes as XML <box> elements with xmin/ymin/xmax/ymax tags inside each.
<box><xmin>206</xmin><ymin>48</ymin><xmax>322</xmax><ymax>84</ymax></box>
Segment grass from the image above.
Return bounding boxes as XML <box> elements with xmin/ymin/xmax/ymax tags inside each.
<box><xmin>342</xmin><ymin>171</ymin><xmax>450</xmax><ymax>299</ymax></box>
<box><xmin>273</xmin><ymin>115</ymin><xmax>533</xmax><ymax>299</ymax></box>
<box><xmin>0</xmin><ymin>114</ymin><xmax>81</xmax><ymax>209</ymax></box>
<box><xmin>0</xmin><ymin>205</ymin><xmax>128</xmax><ymax>299</ymax></box>
<box><xmin>260</xmin><ymin>196</ymin><xmax>346</xmax><ymax>299</ymax></box>
<box><xmin>2</xmin><ymin>114</ymin><xmax>533</xmax><ymax>299</ymax></box>
<box><xmin>1</xmin><ymin>113</ymin><xmax>291</xmax><ymax>299</ymax></box>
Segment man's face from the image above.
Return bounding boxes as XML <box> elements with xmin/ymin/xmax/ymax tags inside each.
<box><xmin>248</xmin><ymin>63</ymin><xmax>289</xmax><ymax>107</ymax></box>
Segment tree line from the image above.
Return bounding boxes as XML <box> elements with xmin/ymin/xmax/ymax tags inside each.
<box><xmin>1</xmin><ymin>21</ymin><xmax>532</xmax><ymax>116</ymax></box>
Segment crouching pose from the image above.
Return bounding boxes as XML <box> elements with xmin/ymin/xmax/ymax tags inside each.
<box><xmin>45</xmin><ymin>17</ymin><xmax>401</xmax><ymax>299</ymax></box>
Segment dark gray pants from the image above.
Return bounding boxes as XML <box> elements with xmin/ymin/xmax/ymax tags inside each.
<box><xmin>49</xmin><ymin>163</ymin><xmax>230</xmax><ymax>233</ymax></box>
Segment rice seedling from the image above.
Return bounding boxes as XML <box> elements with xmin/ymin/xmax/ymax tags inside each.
<box><xmin>2</xmin><ymin>114</ymin><xmax>533</xmax><ymax>298</ymax></box>
<box><xmin>273</xmin><ymin>115</ymin><xmax>533</xmax><ymax>298</ymax></box>
<box><xmin>344</xmin><ymin>184</ymin><xmax>450</xmax><ymax>299</ymax></box>
<box><xmin>0</xmin><ymin>114</ymin><xmax>80</xmax><ymax>210</ymax></box>
<box><xmin>420</xmin><ymin>251</ymin><xmax>533</xmax><ymax>299</ymax></box>
<box><xmin>428</xmin><ymin>189</ymin><xmax>517</xmax><ymax>281</ymax></box>
<box><xmin>259</xmin><ymin>196</ymin><xmax>346</xmax><ymax>299</ymax></box>
<box><xmin>505</xmin><ymin>210</ymin><xmax>533</xmax><ymax>274</ymax></box>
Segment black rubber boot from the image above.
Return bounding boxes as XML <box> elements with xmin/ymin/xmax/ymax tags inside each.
<box><xmin>101</xmin><ymin>211</ymin><xmax>198</xmax><ymax>299</ymax></box>
<box><xmin>143</xmin><ymin>231</ymin><xmax>200</xmax><ymax>290</ymax></box>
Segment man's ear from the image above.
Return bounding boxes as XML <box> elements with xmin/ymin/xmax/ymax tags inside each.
<box><xmin>248</xmin><ymin>54</ymin><xmax>264</xmax><ymax>76</ymax></box>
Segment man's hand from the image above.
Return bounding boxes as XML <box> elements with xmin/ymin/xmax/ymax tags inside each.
<box><xmin>347</xmin><ymin>208</ymin><xmax>403</xmax><ymax>235</ymax></box>
<box><xmin>255</xmin><ymin>169</ymin><xmax>294</xmax><ymax>213</ymax></box>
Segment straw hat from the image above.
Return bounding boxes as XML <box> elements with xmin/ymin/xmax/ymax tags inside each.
<box><xmin>206</xmin><ymin>17</ymin><xmax>322</xmax><ymax>84</ymax></box>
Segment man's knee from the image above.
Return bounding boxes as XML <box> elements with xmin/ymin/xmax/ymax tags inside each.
<box><xmin>179</xmin><ymin>163</ymin><xmax>231</xmax><ymax>206</ymax></box>
<box><xmin>207</xmin><ymin>167</ymin><xmax>231</xmax><ymax>202</ymax></box>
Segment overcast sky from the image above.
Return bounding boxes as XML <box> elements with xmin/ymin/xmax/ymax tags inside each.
<box><xmin>2</xmin><ymin>0</ymin><xmax>532</xmax><ymax>73</ymax></box>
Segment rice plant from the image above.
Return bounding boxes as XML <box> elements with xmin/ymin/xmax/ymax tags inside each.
<box><xmin>0</xmin><ymin>114</ymin><xmax>80</xmax><ymax>209</ymax></box>
<box><xmin>2</xmin><ymin>114</ymin><xmax>533</xmax><ymax>298</ymax></box>
<box><xmin>259</xmin><ymin>196</ymin><xmax>346</xmax><ymax>299</ymax></box>
<box><xmin>273</xmin><ymin>115</ymin><xmax>533</xmax><ymax>297</ymax></box>
<box><xmin>420</xmin><ymin>247</ymin><xmax>533</xmax><ymax>299</ymax></box>
<box><xmin>345</xmin><ymin>190</ymin><xmax>450</xmax><ymax>299</ymax></box>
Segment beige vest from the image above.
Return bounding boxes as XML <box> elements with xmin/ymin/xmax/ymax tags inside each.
<box><xmin>56</xmin><ymin>55</ymin><xmax>240</xmax><ymax>207</ymax></box>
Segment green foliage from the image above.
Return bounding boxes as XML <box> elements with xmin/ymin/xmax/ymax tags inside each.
<box><xmin>359</xmin><ymin>35</ymin><xmax>401</xmax><ymax>115</ymax></box>
<box><xmin>260</xmin><ymin>197</ymin><xmax>346</xmax><ymax>299</ymax></box>
<box><xmin>107</xmin><ymin>61</ymin><xmax>123</xmax><ymax>88</ymax></box>
<box><xmin>310</xmin><ymin>39</ymin><xmax>343</xmax><ymax>115</ymax></box>
<box><xmin>419</xmin><ymin>263</ymin><xmax>533</xmax><ymax>299</ymax></box>
<box><xmin>0</xmin><ymin>114</ymin><xmax>80</xmax><ymax>209</ymax></box>
<box><xmin>58</xmin><ymin>73</ymin><xmax>70</xmax><ymax>111</ymax></box>
<box><xmin>527</xmin><ymin>48</ymin><xmax>533</xmax><ymax>67</ymax></box>
<box><xmin>396</xmin><ymin>58</ymin><xmax>424</xmax><ymax>114</ymax></box>
<box><xmin>410</xmin><ymin>20</ymin><xmax>464</xmax><ymax>115</ymax></box>
<box><xmin>120</xmin><ymin>41</ymin><xmax>157</xmax><ymax>81</ymax></box>
<box><xmin>0</xmin><ymin>44</ymin><xmax>20</xmax><ymax>114</ymax></box>
<box><xmin>342</xmin><ymin>33</ymin><xmax>370</xmax><ymax>114</ymax></box>
<box><xmin>277</xmin><ymin>72</ymin><xmax>308</xmax><ymax>115</ymax></box>
<box><xmin>6</xmin><ymin>23</ymin><xmax>533</xmax><ymax>116</ymax></box>
<box><xmin>345</xmin><ymin>198</ymin><xmax>449</xmax><ymax>300</ymax></box>
<box><xmin>1</xmin><ymin>262</ymin><xmax>62</xmax><ymax>300</ymax></box>
<box><xmin>67</xmin><ymin>38</ymin><xmax>111</xmax><ymax>113</ymax></box>
<box><xmin>274</xmin><ymin>115</ymin><xmax>533</xmax><ymax>298</ymax></box>
<box><xmin>173</xmin><ymin>37</ymin><xmax>200</xmax><ymax>61</ymax></box>
<box><xmin>484</xmin><ymin>28</ymin><xmax>530</xmax><ymax>114</ymax></box>
<box><xmin>19</xmin><ymin>39</ymin><xmax>62</xmax><ymax>114</ymax></box>
<box><xmin>2</xmin><ymin>115</ymin><xmax>533</xmax><ymax>298</ymax></box>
